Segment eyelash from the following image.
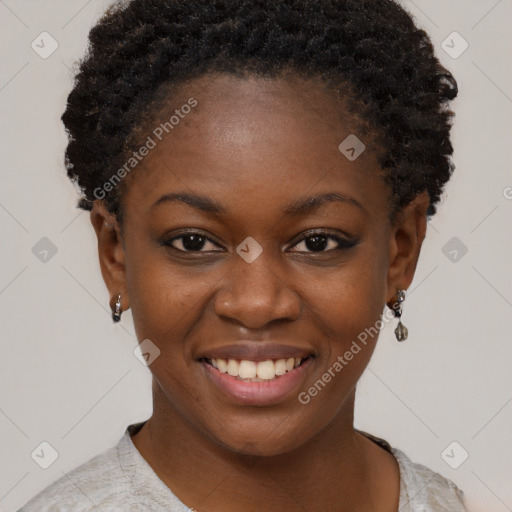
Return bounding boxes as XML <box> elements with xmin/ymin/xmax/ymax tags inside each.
<box><xmin>161</xmin><ymin>230</ymin><xmax>358</xmax><ymax>254</ymax></box>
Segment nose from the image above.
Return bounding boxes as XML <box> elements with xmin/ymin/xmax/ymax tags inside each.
<box><xmin>213</xmin><ymin>250</ymin><xmax>301</xmax><ymax>330</ymax></box>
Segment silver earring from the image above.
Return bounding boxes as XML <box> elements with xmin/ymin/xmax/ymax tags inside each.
<box><xmin>112</xmin><ymin>294</ymin><xmax>122</xmax><ymax>323</ymax></box>
<box><xmin>392</xmin><ymin>289</ymin><xmax>408</xmax><ymax>342</ymax></box>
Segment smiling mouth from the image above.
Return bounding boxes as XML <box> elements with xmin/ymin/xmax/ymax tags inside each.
<box><xmin>199</xmin><ymin>356</ymin><xmax>313</xmax><ymax>382</ymax></box>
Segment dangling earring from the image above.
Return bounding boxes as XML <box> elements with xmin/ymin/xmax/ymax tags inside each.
<box><xmin>391</xmin><ymin>289</ymin><xmax>408</xmax><ymax>341</ymax></box>
<box><xmin>111</xmin><ymin>293</ymin><xmax>122</xmax><ymax>323</ymax></box>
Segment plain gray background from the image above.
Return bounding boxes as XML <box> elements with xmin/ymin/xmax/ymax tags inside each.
<box><xmin>1</xmin><ymin>1</ymin><xmax>511</xmax><ymax>511</ymax></box>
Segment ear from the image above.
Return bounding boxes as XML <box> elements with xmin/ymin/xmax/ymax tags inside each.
<box><xmin>386</xmin><ymin>191</ymin><xmax>430</xmax><ymax>305</ymax></box>
<box><xmin>90</xmin><ymin>201</ymin><xmax>130</xmax><ymax>313</ymax></box>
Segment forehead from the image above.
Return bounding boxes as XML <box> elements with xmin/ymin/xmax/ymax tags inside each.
<box><xmin>121</xmin><ymin>73</ymin><xmax>388</xmax><ymax>220</ymax></box>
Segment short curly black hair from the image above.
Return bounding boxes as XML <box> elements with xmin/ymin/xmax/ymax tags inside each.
<box><xmin>62</xmin><ymin>0</ymin><xmax>458</xmax><ymax>224</ymax></box>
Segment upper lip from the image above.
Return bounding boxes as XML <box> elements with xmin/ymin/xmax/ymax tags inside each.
<box><xmin>200</xmin><ymin>342</ymin><xmax>314</xmax><ymax>362</ymax></box>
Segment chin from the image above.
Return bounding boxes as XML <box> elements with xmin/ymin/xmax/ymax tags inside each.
<box><xmin>203</xmin><ymin>413</ymin><xmax>318</xmax><ymax>458</ymax></box>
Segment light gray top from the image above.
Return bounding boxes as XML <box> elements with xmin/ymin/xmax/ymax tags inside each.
<box><xmin>18</xmin><ymin>422</ymin><xmax>468</xmax><ymax>512</ymax></box>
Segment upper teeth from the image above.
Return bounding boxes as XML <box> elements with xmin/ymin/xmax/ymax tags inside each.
<box><xmin>210</xmin><ymin>357</ymin><xmax>303</xmax><ymax>380</ymax></box>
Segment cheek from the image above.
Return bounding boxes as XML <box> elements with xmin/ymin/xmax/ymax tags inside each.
<box><xmin>302</xmin><ymin>243</ymin><xmax>389</xmax><ymax>399</ymax></box>
<box><xmin>122</xmin><ymin>228</ymin><xmax>391</xmax><ymax>453</ymax></box>
<box><xmin>291</xmin><ymin>249</ymin><xmax>388</xmax><ymax>428</ymax></box>
<box><xmin>124</xmin><ymin>241</ymin><xmax>211</xmax><ymax>355</ymax></box>
<box><xmin>126</xmin><ymin>232</ymin><xmax>389</xmax><ymax>371</ymax></box>
<box><xmin>126</xmin><ymin>258</ymin><xmax>216</xmax><ymax>419</ymax></box>
<box><xmin>305</xmin><ymin>244</ymin><xmax>388</xmax><ymax>345</ymax></box>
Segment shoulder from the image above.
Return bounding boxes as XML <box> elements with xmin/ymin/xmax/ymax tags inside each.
<box><xmin>357</xmin><ymin>429</ymin><xmax>468</xmax><ymax>512</ymax></box>
<box><xmin>391</xmin><ymin>446</ymin><xmax>469</xmax><ymax>512</ymax></box>
<box><xmin>18</xmin><ymin>422</ymin><xmax>189</xmax><ymax>512</ymax></box>
<box><xmin>17</xmin><ymin>443</ymin><xmax>131</xmax><ymax>512</ymax></box>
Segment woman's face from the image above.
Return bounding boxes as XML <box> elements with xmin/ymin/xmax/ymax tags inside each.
<box><xmin>94</xmin><ymin>73</ymin><xmax>426</xmax><ymax>456</ymax></box>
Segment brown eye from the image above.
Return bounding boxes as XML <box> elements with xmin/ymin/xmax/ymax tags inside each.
<box><xmin>163</xmin><ymin>233</ymin><xmax>221</xmax><ymax>252</ymax></box>
<box><xmin>289</xmin><ymin>231</ymin><xmax>358</xmax><ymax>253</ymax></box>
<box><xmin>304</xmin><ymin>235</ymin><xmax>330</xmax><ymax>252</ymax></box>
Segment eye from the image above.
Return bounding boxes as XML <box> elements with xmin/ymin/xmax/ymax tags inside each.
<box><xmin>162</xmin><ymin>230</ymin><xmax>357</xmax><ymax>254</ymax></box>
<box><xmin>289</xmin><ymin>231</ymin><xmax>358</xmax><ymax>253</ymax></box>
<box><xmin>163</xmin><ymin>232</ymin><xmax>222</xmax><ymax>252</ymax></box>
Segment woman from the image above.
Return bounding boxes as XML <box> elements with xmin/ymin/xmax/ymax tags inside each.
<box><xmin>19</xmin><ymin>0</ymin><xmax>467</xmax><ymax>510</ymax></box>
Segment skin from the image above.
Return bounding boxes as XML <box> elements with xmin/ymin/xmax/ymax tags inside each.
<box><xmin>91</xmin><ymin>73</ymin><xmax>429</xmax><ymax>512</ymax></box>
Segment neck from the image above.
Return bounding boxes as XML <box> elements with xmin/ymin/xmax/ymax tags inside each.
<box><xmin>130</xmin><ymin>380</ymin><xmax>391</xmax><ymax>512</ymax></box>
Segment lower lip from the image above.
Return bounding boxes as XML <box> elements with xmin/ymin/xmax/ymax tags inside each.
<box><xmin>201</xmin><ymin>358</ymin><xmax>313</xmax><ymax>406</ymax></box>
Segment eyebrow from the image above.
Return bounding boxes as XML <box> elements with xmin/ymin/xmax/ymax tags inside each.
<box><xmin>282</xmin><ymin>192</ymin><xmax>367</xmax><ymax>216</ymax></box>
<box><xmin>151</xmin><ymin>193</ymin><xmax>227</xmax><ymax>215</ymax></box>
<box><xmin>151</xmin><ymin>191</ymin><xmax>366</xmax><ymax>216</ymax></box>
